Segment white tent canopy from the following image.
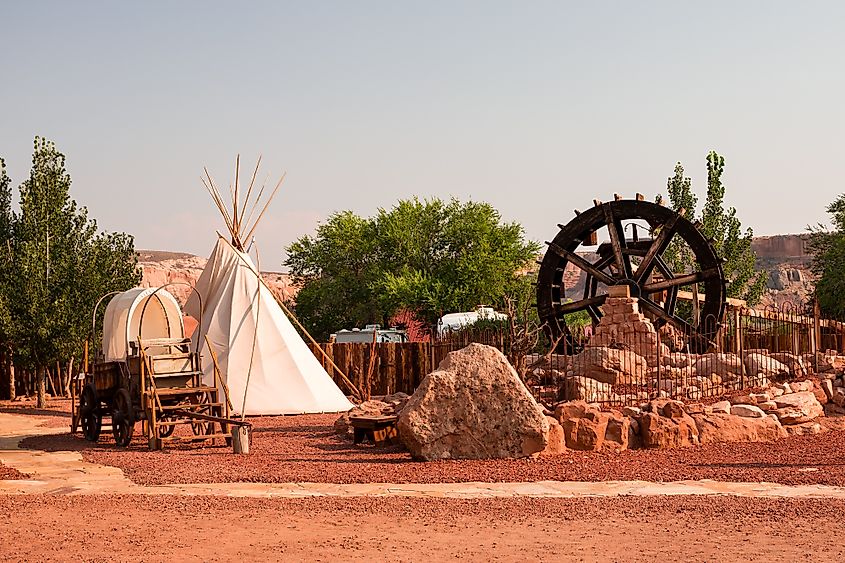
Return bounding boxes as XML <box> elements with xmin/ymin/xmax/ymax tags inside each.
<box><xmin>185</xmin><ymin>236</ymin><xmax>353</xmax><ymax>415</ymax></box>
<box><xmin>102</xmin><ymin>287</ymin><xmax>185</xmax><ymax>362</ymax></box>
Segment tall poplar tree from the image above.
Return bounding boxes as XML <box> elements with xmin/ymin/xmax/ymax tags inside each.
<box><xmin>660</xmin><ymin>152</ymin><xmax>766</xmax><ymax>306</ymax></box>
<box><xmin>0</xmin><ymin>160</ymin><xmax>14</xmax><ymax>399</ymax></box>
<box><xmin>7</xmin><ymin>138</ymin><xmax>140</xmax><ymax>406</ymax></box>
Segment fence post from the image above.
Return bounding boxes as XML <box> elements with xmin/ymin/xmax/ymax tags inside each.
<box><xmin>813</xmin><ymin>298</ymin><xmax>821</xmax><ymax>372</ymax></box>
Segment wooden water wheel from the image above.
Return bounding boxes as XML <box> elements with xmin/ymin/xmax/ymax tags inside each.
<box><xmin>535</xmin><ymin>196</ymin><xmax>727</xmax><ymax>351</ymax></box>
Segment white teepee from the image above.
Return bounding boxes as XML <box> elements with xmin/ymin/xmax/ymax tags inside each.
<box><xmin>185</xmin><ymin>157</ymin><xmax>354</xmax><ymax>415</ymax></box>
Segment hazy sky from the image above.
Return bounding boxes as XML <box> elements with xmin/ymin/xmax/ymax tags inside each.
<box><xmin>2</xmin><ymin>2</ymin><xmax>843</xmax><ymax>267</ymax></box>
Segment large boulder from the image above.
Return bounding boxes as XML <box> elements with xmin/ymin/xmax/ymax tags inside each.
<box><xmin>397</xmin><ymin>344</ymin><xmax>548</xmax><ymax>460</ymax></box>
<box><xmin>638</xmin><ymin>399</ymin><xmax>699</xmax><ymax>448</ymax></box>
<box><xmin>769</xmin><ymin>352</ymin><xmax>807</xmax><ymax>378</ymax></box>
<box><xmin>692</xmin><ymin>353</ymin><xmax>745</xmax><ymax>381</ymax></box>
<box><xmin>568</xmin><ymin>347</ymin><xmax>648</xmax><ymax>385</ymax></box>
<box><xmin>553</xmin><ymin>401</ymin><xmax>610</xmax><ymax>450</ymax></box>
<box><xmin>692</xmin><ymin>413</ymin><xmax>787</xmax><ymax>444</ymax></box>
<box><xmin>771</xmin><ymin>391</ymin><xmax>824</xmax><ymax>425</ymax></box>
<box><xmin>744</xmin><ymin>353</ymin><xmax>789</xmax><ymax>379</ymax></box>
<box><xmin>559</xmin><ymin>376</ymin><xmax>612</xmax><ymax>402</ymax></box>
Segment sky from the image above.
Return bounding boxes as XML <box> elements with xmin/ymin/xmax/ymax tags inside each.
<box><xmin>1</xmin><ymin>1</ymin><xmax>843</xmax><ymax>268</ymax></box>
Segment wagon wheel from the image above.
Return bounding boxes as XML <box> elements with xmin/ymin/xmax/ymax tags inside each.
<box><xmin>189</xmin><ymin>392</ymin><xmax>212</xmax><ymax>436</ymax></box>
<box><xmin>79</xmin><ymin>384</ymin><xmax>102</xmax><ymax>442</ymax></box>
<box><xmin>536</xmin><ymin>197</ymin><xmax>726</xmax><ymax>352</ymax></box>
<box><xmin>157</xmin><ymin>414</ymin><xmax>176</xmax><ymax>438</ymax></box>
<box><xmin>111</xmin><ymin>388</ymin><xmax>135</xmax><ymax>447</ymax></box>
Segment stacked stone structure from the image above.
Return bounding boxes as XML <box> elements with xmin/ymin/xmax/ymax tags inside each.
<box><xmin>587</xmin><ymin>285</ymin><xmax>667</xmax><ymax>366</ymax></box>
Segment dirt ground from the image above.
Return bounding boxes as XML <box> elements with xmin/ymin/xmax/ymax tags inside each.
<box><xmin>18</xmin><ymin>402</ymin><xmax>845</xmax><ymax>487</ymax></box>
<box><xmin>0</xmin><ymin>495</ymin><xmax>843</xmax><ymax>562</ymax></box>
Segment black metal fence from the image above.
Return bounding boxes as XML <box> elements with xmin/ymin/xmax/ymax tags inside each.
<box><xmin>431</xmin><ymin>305</ymin><xmax>845</xmax><ymax>408</ymax></box>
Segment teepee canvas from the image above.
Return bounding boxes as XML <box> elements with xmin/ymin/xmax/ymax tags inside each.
<box><xmin>185</xmin><ymin>157</ymin><xmax>354</xmax><ymax>415</ymax></box>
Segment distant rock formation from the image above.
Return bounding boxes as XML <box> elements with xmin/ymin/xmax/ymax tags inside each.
<box><xmin>137</xmin><ymin>249</ymin><xmax>295</xmax><ymax>306</ymax></box>
<box><xmin>751</xmin><ymin>235</ymin><xmax>813</xmax><ymax>310</ymax></box>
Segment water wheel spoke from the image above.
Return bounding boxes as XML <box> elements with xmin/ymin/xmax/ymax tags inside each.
<box><xmin>602</xmin><ymin>205</ymin><xmax>628</xmax><ymax>278</ymax></box>
<box><xmin>643</xmin><ymin>267</ymin><xmax>720</xmax><ymax>293</ymax></box>
<box><xmin>638</xmin><ymin>296</ymin><xmax>693</xmax><ymax>334</ymax></box>
<box><xmin>545</xmin><ymin>241</ymin><xmax>615</xmax><ymax>286</ymax></box>
<box><xmin>555</xmin><ymin>295</ymin><xmax>607</xmax><ymax>315</ymax></box>
<box><xmin>635</xmin><ymin>215</ymin><xmax>679</xmax><ymax>284</ymax></box>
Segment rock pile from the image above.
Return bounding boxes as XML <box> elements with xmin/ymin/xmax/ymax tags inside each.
<box><xmin>554</xmin><ymin>294</ymin><xmax>831</xmax><ymax>405</ymax></box>
<box><xmin>546</xmin><ymin>379</ymin><xmax>827</xmax><ymax>453</ymax></box>
<box><xmin>397</xmin><ymin>344</ymin><xmax>549</xmax><ymax>460</ymax></box>
<box><xmin>333</xmin><ymin>392</ymin><xmax>410</xmax><ymax>438</ymax></box>
<box><xmin>586</xmin><ymin>293</ymin><xmax>669</xmax><ymax>366</ymax></box>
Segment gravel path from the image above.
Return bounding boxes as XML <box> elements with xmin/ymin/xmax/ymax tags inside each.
<box><xmin>20</xmin><ymin>411</ymin><xmax>845</xmax><ymax>487</ymax></box>
<box><xmin>1</xmin><ymin>495</ymin><xmax>843</xmax><ymax>562</ymax></box>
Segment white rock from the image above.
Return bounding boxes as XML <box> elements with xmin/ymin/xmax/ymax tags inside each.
<box><xmin>833</xmin><ymin>387</ymin><xmax>845</xmax><ymax>408</ymax></box>
<box><xmin>790</xmin><ymin>380</ymin><xmax>814</xmax><ymax>393</ymax></box>
<box><xmin>711</xmin><ymin>400</ymin><xmax>731</xmax><ymax>414</ymax></box>
<box><xmin>744</xmin><ymin>353</ymin><xmax>789</xmax><ymax>378</ymax></box>
<box><xmin>731</xmin><ymin>404</ymin><xmax>767</xmax><ymax>419</ymax></box>
<box><xmin>621</xmin><ymin>406</ymin><xmax>641</xmax><ymax>417</ymax></box>
<box><xmin>821</xmin><ymin>379</ymin><xmax>835</xmax><ymax>401</ymax></box>
<box><xmin>772</xmin><ymin>391</ymin><xmax>825</xmax><ymax>425</ymax></box>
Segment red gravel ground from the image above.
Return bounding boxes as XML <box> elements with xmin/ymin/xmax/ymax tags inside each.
<box><xmin>0</xmin><ymin>464</ymin><xmax>27</xmax><ymax>480</ymax></box>
<box><xmin>0</xmin><ymin>495</ymin><xmax>843</xmax><ymax>562</ymax></box>
<box><xmin>20</xmin><ymin>411</ymin><xmax>845</xmax><ymax>487</ymax></box>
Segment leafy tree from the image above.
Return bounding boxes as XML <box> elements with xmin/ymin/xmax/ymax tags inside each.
<box><xmin>662</xmin><ymin>163</ymin><xmax>697</xmax><ymax>274</ymax></box>
<box><xmin>285</xmin><ymin>197</ymin><xmax>539</xmax><ymax>340</ymax></box>
<box><xmin>0</xmin><ymin>160</ymin><xmax>14</xmax><ymax>398</ymax></box>
<box><xmin>5</xmin><ymin>138</ymin><xmax>140</xmax><ymax>406</ymax></box>
<box><xmin>808</xmin><ymin>194</ymin><xmax>845</xmax><ymax>318</ymax></box>
<box><xmin>661</xmin><ymin>152</ymin><xmax>767</xmax><ymax>306</ymax></box>
<box><xmin>285</xmin><ymin>211</ymin><xmax>381</xmax><ymax>341</ymax></box>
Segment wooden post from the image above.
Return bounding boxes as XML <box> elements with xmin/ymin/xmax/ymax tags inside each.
<box><xmin>813</xmin><ymin>298</ymin><xmax>821</xmax><ymax>372</ymax></box>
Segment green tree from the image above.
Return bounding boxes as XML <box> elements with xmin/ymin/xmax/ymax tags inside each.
<box><xmin>808</xmin><ymin>194</ymin><xmax>845</xmax><ymax>318</ymax></box>
<box><xmin>285</xmin><ymin>210</ymin><xmax>381</xmax><ymax>340</ymax></box>
<box><xmin>285</xmin><ymin>197</ymin><xmax>539</xmax><ymax>340</ymax></box>
<box><xmin>662</xmin><ymin>163</ymin><xmax>697</xmax><ymax>274</ymax></box>
<box><xmin>661</xmin><ymin>152</ymin><xmax>766</xmax><ymax>306</ymax></box>
<box><xmin>0</xmin><ymin>159</ymin><xmax>14</xmax><ymax>398</ymax></box>
<box><xmin>5</xmin><ymin>138</ymin><xmax>140</xmax><ymax>406</ymax></box>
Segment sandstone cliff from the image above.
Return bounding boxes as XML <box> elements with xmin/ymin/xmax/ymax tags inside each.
<box><xmin>137</xmin><ymin>250</ymin><xmax>295</xmax><ymax>305</ymax></box>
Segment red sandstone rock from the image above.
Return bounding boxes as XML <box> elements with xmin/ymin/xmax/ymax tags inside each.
<box><xmin>691</xmin><ymin>413</ymin><xmax>787</xmax><ymax>444</ymax></box>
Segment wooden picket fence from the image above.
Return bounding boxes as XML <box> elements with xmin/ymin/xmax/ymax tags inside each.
<box><xmin>308</xmin><ymin>342</ymin><xmax>435</xmax><ymax>397</ymax></box>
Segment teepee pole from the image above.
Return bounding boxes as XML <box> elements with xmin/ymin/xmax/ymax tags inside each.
<box><xmin>243</xmin><ymin>172</ymin><xmax>286</xmax><ymax>244</ymax></box>
<box><xmin>239</xmin><ymin>155</ymin><xmax>262</xmax><ymax>228</ymax></box>
<box><xmin>232</xmin><ymin>245</ymin><xmax>362</xmax><ymax>401</ymax></box>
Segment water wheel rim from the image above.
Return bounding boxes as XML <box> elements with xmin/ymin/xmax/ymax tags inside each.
<box><xmin>536</xmin><ymin>198</ymin><xmax>726</xmax><ymax>350</ymax></box>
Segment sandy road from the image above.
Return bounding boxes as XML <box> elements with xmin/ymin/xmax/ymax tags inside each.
<box><xmin>1</xmin><ymin>495</ymin><xmax>843</xmax><ymax>562</ymax></box>
<box><xmin>3</xmin><ymin>407</ymin><xmax>845</xmax><ymax>561</ymax></box>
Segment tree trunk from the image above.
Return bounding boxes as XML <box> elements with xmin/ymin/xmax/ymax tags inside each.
<box><xmin>36</xmin><ymin>365</ymin><xmax>46</xmax><ymax>408</ymax></box>
<box><xmin>8</xmin><ymin>357</ymin><xmax>15</xmax><ymax>400</ymax></box>
<box><xmin>65</xmin><ymin>357</ymin><xmax>74</xmax><ymax>397</ymax></box>
<box><xmin>0</xmin><ymin>348</ymin><xmax>7</xmax><ymax>400</ymax></box>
